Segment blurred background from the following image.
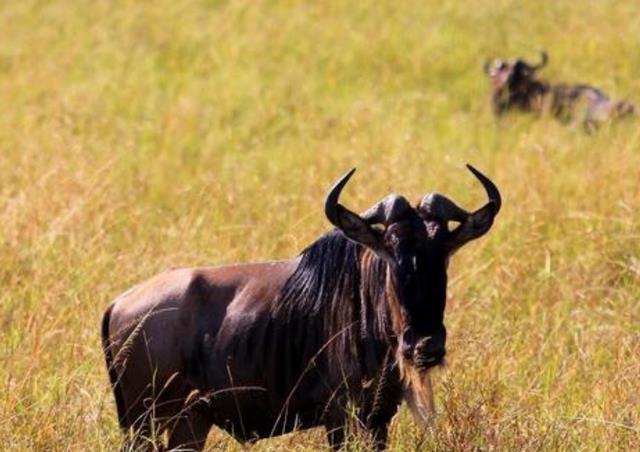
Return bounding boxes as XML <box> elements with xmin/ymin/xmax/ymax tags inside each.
<box><xmin>0</xmin><ymin>0</ymin><xmax>638</xmax><ymax>449</ymax></box>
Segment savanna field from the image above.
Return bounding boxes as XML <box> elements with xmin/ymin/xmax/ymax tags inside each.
<box><xmin>1</xmin><ymin>0</ymin><xmax>639</xmax><ymax>450</ymax></box>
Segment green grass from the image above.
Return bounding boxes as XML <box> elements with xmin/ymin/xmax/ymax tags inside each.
<box><xmin>1</xmin><ymin>0</ymin><xmax>639</xmax><ymax>449</ymax></box>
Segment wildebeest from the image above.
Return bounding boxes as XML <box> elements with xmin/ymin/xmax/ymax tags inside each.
<box><xmin>102</xmin><ymin>165</ymin><xmax>501</xmax><ymax>450</ymax></box>
<box><xmin>484</xmin><ymin>51</ymin><xmax>635</xmax><ymax>130</ymax></box>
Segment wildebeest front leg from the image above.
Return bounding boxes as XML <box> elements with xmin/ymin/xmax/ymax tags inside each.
<box><xmin>165</xmin><ymin>405</ymin><xmax>213</xmax><ymax>451</ymax></box>
<box><xmin>363</xmin><ymin>396</ymin><xmax>401</xmax><ymax>450</ymax></box>
<box><xmin>325</xmin><ymin>418</ymin><xmax>346</xmax><ymax>451</ymax></box>
<box><xmin>366</xmin><ymin>423</ymin><xmax>391</xmax><ymax>451</ymax></box>
<box><xmin>362</xmin><ymin>358</ymin><xmax>403</xmax><ymax>450</ymax></box>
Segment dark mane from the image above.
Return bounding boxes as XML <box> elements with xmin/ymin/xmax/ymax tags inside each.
<box><xmin>275</xmin><ymin>230</ymin><xmax>361</xmax><ymax>316</ymax></box>
<box><xmin>273</xmin><ymin>230</ymin><xmax>392</xmax><ymax>369</ymax></box>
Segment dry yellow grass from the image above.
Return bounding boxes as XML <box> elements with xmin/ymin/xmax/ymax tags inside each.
<box><xmin>1</xmin><ymin>0</ymin><xmax>639</xmax><ymax>450</ymax></box>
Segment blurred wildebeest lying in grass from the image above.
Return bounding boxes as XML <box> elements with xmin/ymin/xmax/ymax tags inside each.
<box><xmin>102</xmin><ymin>165</ymin><xmax>500</xmax><ymax>451</ymax></box>
<box><xmin>484</xmin><ymin>51</ymin><xmax>635</xmax><ymax>131</ymax></box>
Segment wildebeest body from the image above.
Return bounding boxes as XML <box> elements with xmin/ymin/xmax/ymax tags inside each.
<box><xmin>550</xmin><ymin>84</ymin><xmax>634</xmax><ymax>127</ymax></box>
<box><xmin>105</xmin><ymin>239</ymin><xmax>402</xmax><ymax>448</ymax></box>
<box><xmin>103</xmin><ymin>166</ymin><xmax>501</xmax><ymax>450</ymax></box>
<box><xmin>485</xmin><ymin>52</ymin><xmax>635</xmax><ymax>130</ymax></box>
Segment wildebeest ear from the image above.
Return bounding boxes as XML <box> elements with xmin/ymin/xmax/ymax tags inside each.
<box><xmin>331</xmin><ymin>203</ymin><xmax>386</xmax><ymax>252</ymax></box>
<box><xmin>446</xmin><ymin>203</ymin><xmax>497</xmax><ymax>256</ymax></box>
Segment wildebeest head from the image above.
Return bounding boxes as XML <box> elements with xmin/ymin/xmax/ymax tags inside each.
<box><xmin>484</xmin><ymin>51</ymin><xmax>549</xmax><ymax>114</ymax></box>
<box><xmin>325</xmin><ymin>165</ymin><xmax>501</xmax><ymax>371</ymax></box>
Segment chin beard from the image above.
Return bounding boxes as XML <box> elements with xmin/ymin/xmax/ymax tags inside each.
<box><xmin>398</xmin><ymin>353</ymin><xmax>444</xmax><ymax>425</ymax></box>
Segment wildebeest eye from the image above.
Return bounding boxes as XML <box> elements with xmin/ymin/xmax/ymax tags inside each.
<box><xmin>488</xmin><ymin>60</ymin><xmax>507</xmax><ymax>76</ymax></box>
<box><xmin>447</xmin><ymin>220</ymin><xmax>461</xmax><ymax>232</ymax></box>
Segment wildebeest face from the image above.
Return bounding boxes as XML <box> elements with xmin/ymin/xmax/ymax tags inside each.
<box><xmin>484</xmin><ymin>51</ymin><xmax>548</xmax><ymax>113</ymax></box>
<box><xmin>486</xmin><ymin>60</ymin><xmax>534</xmax><ymax>90</ymax></box>
<box><xmin>383</xmin><ymin>215</ymin><xmax>448</xmax><ymax>369</ymax></box>
<box><xmin>325</xmin><ymin>165</ymin><xmax>501</xmax><ymax>371</ymax></box>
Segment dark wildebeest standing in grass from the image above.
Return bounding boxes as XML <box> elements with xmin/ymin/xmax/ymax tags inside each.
<box><xmin>484</xmin><ymin>51</ymin><xmax>635</xmax><ymax>131</ymax></box>
<box><xmin>102</xmin><ymin>165</ymin><xmax>501</xmax><ymax>450</ymax></box>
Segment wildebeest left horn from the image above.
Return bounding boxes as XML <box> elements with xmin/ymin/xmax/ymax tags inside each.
<box><xmin>362</xmin><ymin>194</ymin><xmax>413</xmax><ymax>226</ymax></box>
<box><xmin>324</xmin><ymin>168</ymin><xmax>357</xmax><ymax>226</ymax></box>
<box><xmin>325</xmin><ymin>169</ymin><xmax>388</xmax><ymax>255</ymax></box>
<box><xmin>483</xmin><ymin>59</ymin><xmax>491</xmax><ymax>75</ymax></box>
<box><xmin>483</xmin><ymin>58</ymin><xmax>502</xmax><ymax>75</ymax></box>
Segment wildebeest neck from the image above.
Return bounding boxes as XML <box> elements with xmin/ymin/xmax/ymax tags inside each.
<box><xmin>495</xmin><ymin>78</ymin><xmax>551</xmax><ymax>115</ymax></box>
<box><xmin>272</xmin><ymin>230</ymin><xmax>392</xmax><ymax>371</ymax></box>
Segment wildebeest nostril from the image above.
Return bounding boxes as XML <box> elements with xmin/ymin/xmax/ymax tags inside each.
<box><xmin>415</xmin><ymin>337</ymin><xmax>445</xmax><ymax>360</ymax></box>
<box><xmin>401</xmin><ymin>341</ymin><xmax>414</xmax><ymax>360</ymax></box>
<box><xmin>401</xmin><ymin>329</ymin><xmax>417</xmax><ymax>360</ymax></box>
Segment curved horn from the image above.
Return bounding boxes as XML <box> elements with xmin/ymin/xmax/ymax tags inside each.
<box><xmin>325</xmin><ymin>168</ymin><xmax>356</xmax><ymax>227</ymax></box>
<box><xmin>443</xmin><ymin>164</ymin><xmax>501</xmax><ymax>254</ymax></box>
<box><xmin>483</xmin><ymin>59</ymin><xmax>491</xmax><ymax>75</ymax></box>
<box><xmin>466</xmin><ymin>164</ymin><xmax>501</xmax><ymax>214</ymax></box>
<box><xmin>534</xmin><ymin>50</ymin><xmax>548</xmax><ymax>70</ymax></box>
<box><xmin>324</xmin><ymin>169</ymin><xmax>388</xmax><ymax>256</ymax></box>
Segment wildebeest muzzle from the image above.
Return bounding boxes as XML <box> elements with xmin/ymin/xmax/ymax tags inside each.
<box><xmin>401</xmin><ymin>326</ymin><xmax>446</xmax><ymax>370</ymax></box>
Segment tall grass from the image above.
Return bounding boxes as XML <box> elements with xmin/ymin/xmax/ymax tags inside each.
<box><xmin>1</xmin><ymin>0</ymin><xmax>638</xmax><ymax>449</ymax></box>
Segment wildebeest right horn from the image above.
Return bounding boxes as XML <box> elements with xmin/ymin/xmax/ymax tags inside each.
<box><xmin>419</xmin><ymin>193</ymin><xmax>470</xmax><ymax>223</ymax></box>
<box><xmin>534</xmin><ymin>50</ymin><xmax>548</xmax><ymax>70</ymax></box>
<box><xmin>443</xmin><ymin>164</ymin><xmax>501</xmax><ymax>254</ymax></box>
<box><xmin>466</xmin><ymin>163</ymin><xmax>501</xmax><ymax>215</ymax></box>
